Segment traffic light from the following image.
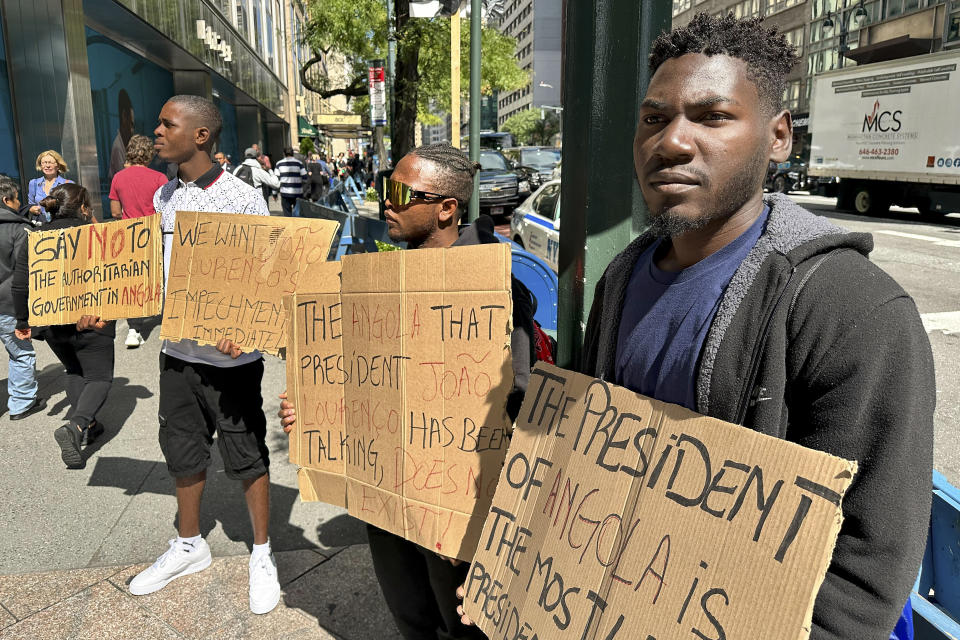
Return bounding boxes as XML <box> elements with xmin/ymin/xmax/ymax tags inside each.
<box><xmin>439</xmin><ymin>0</ymin><xmax>463</xmax><ymax>16</ymax></box>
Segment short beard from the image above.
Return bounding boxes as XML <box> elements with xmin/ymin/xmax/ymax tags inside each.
<box><xmin>646</xmin><ymin>145</ymin><xmax>768</xmax><ymax>239</ymax></box>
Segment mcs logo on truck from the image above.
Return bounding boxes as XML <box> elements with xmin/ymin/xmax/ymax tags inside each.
<box><xmin>862</xmin><ymin>100</ymin><xmax>903</xmax><ymax>132</ymax></box>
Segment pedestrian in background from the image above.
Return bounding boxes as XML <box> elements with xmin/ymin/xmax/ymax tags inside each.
<box><xmin>27</xmin><ymin>150</ymin><xmax>72</xmax><ymax>224</ymax></box>
<box><xmin>234</xmin><ymin>147</ymin><xmax>279</xmax><ymax>203</ymax></box>
<box><xmin>214</xmin><ymin>151</ymin><xmax>233</xmax><ymax>173</ymax></box>
<box><xmin>13</xmin><ymin>184</ymin><xmax>114</xmax><ymax>468</ymax></box>
<box><xmin>0</xmin><ymin>175</ymin><xmax>45</xmax><ymax>421</ymax></box>
<box><xmin>109</xmin><ymin>133</ymin><xmax>167</xmax><ymax>349</ymax></box>
<box><xmin>305</xmin><ymin>155</ymin><xmax>328</xmax><ymax>202</ymax></box>
<box><xmin>275</xmin><ymin>147</ymin><xmax>307</xmax><ymax>216</ymax></box>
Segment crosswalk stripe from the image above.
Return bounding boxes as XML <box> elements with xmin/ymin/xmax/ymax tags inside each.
<box><xmin>921</xmin><ymin>311</ymin><xmax>960</xmax><ymax>335</ymax></box>
<box><xmin>876</xmin><ymin>230</ymin><xmax>960</xmax><ymax>248</ymax></box>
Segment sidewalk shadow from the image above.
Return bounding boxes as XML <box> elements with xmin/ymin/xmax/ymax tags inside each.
<box><xmin>0</xmin><ymin>361</ymin><xmax>70</xmax><ymax>418</ymax></box>
<box><xmin>86</xmin><ymin>455</ymin><xmax>316</xmax><ymax>553</ymax></box>
<box><xmin>316</xmin><ymin>513</ymin><xmax>368</xmax><ymax>548</ymax></box>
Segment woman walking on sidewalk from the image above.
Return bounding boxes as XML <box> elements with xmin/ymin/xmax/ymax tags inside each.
<box><xmin>12</xmin><ymin>184</ymin><xmax>115</xmax><ymax>468</ymax></box>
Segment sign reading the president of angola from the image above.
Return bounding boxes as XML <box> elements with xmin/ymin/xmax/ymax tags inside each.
<box><xmin>28</xmin><ymin>215</ymin><xmax>162</xmax><ymax>326</ymax></box>
<box><xmin>463</xmin><ymin>363</ymin><xmax>857</xmax><ymax>640</ymax></box>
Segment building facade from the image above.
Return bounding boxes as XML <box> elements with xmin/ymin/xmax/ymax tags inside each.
<box><xmin>494</xmin><ymin>0</ymin><xmax>561</xmax><ymax>129</ymax></box>
<box><xmin>673</xmin><ymin>0</ymin><xmax>960</xmax><ymax>157</ymax></box>
<box><xmin>0</xmin><ymin>0</ymin><xmax>322</xmax><ymax>216</ymax></box>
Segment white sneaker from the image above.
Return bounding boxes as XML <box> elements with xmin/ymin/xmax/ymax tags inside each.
<box><xmin>129</xmin><ymin>538</ymin><xmax>212</xmax><ymax>595</ymax></box>
<box><xmin>125</xmin><ymin>329</ymin><xmax>145</xmax><ymax>348</ymax></box>
<box><xmin>249</xmin><ymin>550</ymin><xmax>281</xmax><ymax>614</ymax></box>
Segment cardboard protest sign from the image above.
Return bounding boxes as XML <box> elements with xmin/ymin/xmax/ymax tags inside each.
<box><xmin>28</xmin><ymin>216</ymin><xmax>162</xmax><ymax>325</ymax></box>
<box><xmin>160</xmin><ymin>211</ymin><xmax>338</xmax><ymax>355</ymax></box>
<box><xmin>287</xmin><ymin>243</ymin><xmax>515</xmax><ymax>560</ymax></box>
<box><xmin>463</xmin><ymin>363</ymin><xmax>857</xmax><ymax>640</ymax></box>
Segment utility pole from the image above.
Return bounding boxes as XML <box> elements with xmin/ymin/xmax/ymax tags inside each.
<box><xmin>556</xmin><ymin>0</ymin><xmax>670</xmax><ymax>370</ymax></box>
<box><xmin>467</xmin><ymin>0</ymin><xmax>481</xmax><ymax>222</ymax></box>
<box><xmin>387</xmin><ymin>0</ymin><xmax>397</xmax><ymax>165</ymax></box>
<box><xmin>451</xmin><ymin>5</ymin><xmax>461</xmax><ymax>148</ymax></box>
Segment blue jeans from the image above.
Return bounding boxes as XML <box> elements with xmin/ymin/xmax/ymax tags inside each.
<box><xmin>0</xmin><ymin>314</ymin><xmax>38</xmax><ymax>414</ymax></box>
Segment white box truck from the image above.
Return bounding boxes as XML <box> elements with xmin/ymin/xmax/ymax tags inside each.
<box><xmin>808</xmin><ymin>49</ymin><xmax>960</xmax><ymax>218</ymax></box>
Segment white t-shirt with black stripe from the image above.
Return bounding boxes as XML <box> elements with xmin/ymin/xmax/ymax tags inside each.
<box><xmin>154</xmin><ymin>164</ymin><xmax>270</xmax><ymax>368</ymax></box>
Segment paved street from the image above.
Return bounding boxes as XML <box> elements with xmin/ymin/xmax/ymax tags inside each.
<box><xmin>791</xmin><ymin>195</ymin><xmax>960</xmax><ymax>486</ymax></box>
<box><xmin>0</xmin><ymin>195</ymin><xmax>957</xmax><ymax>638</ymax></box>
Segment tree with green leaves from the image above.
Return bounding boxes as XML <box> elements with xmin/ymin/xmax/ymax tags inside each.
<box><xmin>300</xmin><ymin>0</ymin><xmax>528</xmax><ymax>161</ymax></box>
<box><xmin>501</xmin><ymin>109</ymin><xmax>560</xmax><ymax>146</ymax></box>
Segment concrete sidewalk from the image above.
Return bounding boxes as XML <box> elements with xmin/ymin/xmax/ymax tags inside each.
<box><xmin>0</xmin><ymin>546</ymin><xmax>400</xmax><ymax>639</ymax></box>
<box><xmin>0</xmin><ymin>197</ymin><xmax>402</xmax><ymax>639</ymax></box>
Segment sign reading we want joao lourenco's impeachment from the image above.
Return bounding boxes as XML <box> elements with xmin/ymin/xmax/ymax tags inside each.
<box><xmin>160</xmin><ymin>211</ymin><xmax>339</xmax><ymax>356</ymax></box>
<box><xmin>285</xmin><ymin>243</ymin><xmax>515</xmax><ymax>561</ymax></box>
<box><xmin>28</xmin><ymin>216</ymin><xmax>163</xmax><ymax>326</ymax></box>
<box><xmin>463</xmin><ymin>363</ymin><xmax>858</xmax><ymax>640</ymax></box>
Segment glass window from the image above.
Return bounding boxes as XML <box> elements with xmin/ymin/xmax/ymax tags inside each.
<box><xmin>672</xmin><ymin>0</ymin><xmax>691</xmax><ymax>16</ymax></box>
<box><xmin>784</xmin><ymin>26</ymin><xmax>804</xmax><ymax>54</ymax></box>
<box><xmin>782</xmin><ymin>79</ymin><xmax>801</xmax><ymax>109</ymax></box>
<box><xmin>732</xmin><ymin>0</ymin><xmax>760</xmax><ymax>19</ymax></box>
<box><xmin>949</xmin><ymin>10</ymin><xmax>960</xmax><ymax>42</ymax></box>
<box><xmin>235</xmin><ymin>1</ymin><xmax>245</xmax><ymax>34</ymax></box>
<box><xmin>478</xmin><ymin>151</ymin><xmax>508</xmax><ymax>170</ymax></box>
<box><xmin>252</xmin><ymin>0</ymin><xmax>263</xmax><ymax>54</ymax></box>
<box><xmin>534</xmin><ymin>184</ymin><xmax>560</xmax><ymax>220</ymax></box>
<box><xmin>265</xmin><ymin>1</ymin><xmax>275</xmax><ymax>70</ymax></box>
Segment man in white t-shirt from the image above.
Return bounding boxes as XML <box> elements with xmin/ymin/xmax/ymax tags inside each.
<box><xmin>124</xmin><ymin>95</ymin><xmax>280</xmax><ymax>614</ymax></box>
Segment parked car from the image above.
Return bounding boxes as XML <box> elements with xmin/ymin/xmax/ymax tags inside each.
<box><xmin>764</xmin><ymin>154</ymin><xmax>817</xmax><ymax>194</ymax></box>
<box><xmin>477</xmin><ymin>149</ymin><xmax>521</xmax><ymax>216</ymax></box>
<box><xmin>510</xmin><ymin>180</ymin><xmax>561</xmax><ymax>272</ymax></box>
<box><xmin>503</xmin><ymin>147</ymin><xmax>562</xmax><ymax>196</ymax></box>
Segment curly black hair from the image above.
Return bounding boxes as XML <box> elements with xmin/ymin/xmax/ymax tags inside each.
<box><xmin>411</xmin><ymin>143</ymin><xmax>481</xmax><ymax>216</ymax></box>
<box><xmin>649</xmin><ymin>12</ymin><xmax>799</xmax><ymax>115</ymax></box>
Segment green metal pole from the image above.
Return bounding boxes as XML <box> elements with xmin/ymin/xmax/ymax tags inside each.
<box><xmin>468</xmin><ymin>0</ymin><xmax>481</xmax><ymax>222</ymax></box>
<box><xmin>555</xmin><ymin>0</ymin><xmax>671</xmax><ymax>370</ymax></box>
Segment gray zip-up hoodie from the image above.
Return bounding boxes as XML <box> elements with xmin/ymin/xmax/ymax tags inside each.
<box><xmin>582</xmin><ymin>193</ymin><xmax>935</xmax><ymax>640</ymax></box>
<box><xmin>0</xmin><ymin>203</ymin><xmax>33</xmax><ymax>317</ymax></box>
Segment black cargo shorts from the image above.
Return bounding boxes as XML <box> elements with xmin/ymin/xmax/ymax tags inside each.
<box><xmin>158</xmin><ymin>353</ymin><xmax>269</xmax><ymax>480</ymax></box>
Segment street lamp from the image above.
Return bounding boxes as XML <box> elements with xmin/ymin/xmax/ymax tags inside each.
<box><xmin>822</xmin><ymin>0</ymin><xmax>869</xmax><ymax>69</ymax></box>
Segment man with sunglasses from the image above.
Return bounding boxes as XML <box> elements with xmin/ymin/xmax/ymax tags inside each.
<box><xmin>280</xmin><ymin>143</ymin><xmax>535</xmax><ymax>639</ymax></box>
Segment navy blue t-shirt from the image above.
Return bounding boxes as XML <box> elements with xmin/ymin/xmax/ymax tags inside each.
<box><xmin>614</xmin><ymin>208</ymin><xmax>769</xmax><ymax>410</ymax></box>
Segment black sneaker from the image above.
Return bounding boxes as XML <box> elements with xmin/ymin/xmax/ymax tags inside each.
<box><xmin>10</xmin><ymin>397</ymin><xmax>47</xmax><ymax>421</ymax></box>
<box><xmin>54</xmin><ymin>424</ymin><xmax>83</xmax><ymax>468</ymax></box>
<box><xmin>82</xmin><ymin>421</ymin><xmax>104</xmax><ymax>447</ymax></box>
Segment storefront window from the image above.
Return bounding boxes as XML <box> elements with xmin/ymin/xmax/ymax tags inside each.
<box><xmin>85</xmin><ymin>26</ymin><xmax>174</xmax><ymax>214</ymax></box>
<box><xmin>0</xmin><ymin>7</ymin><xmax>19</xmax><ymax>179</ymax></box>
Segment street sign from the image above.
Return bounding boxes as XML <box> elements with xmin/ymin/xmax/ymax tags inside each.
<box><xmin>368</xmin><ymin>60</ymin><xmax>387</xmax><ymax>127</ymax></box>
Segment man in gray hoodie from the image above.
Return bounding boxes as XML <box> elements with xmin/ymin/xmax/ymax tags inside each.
<box><xmin>0</xmin><ymin>176</ymin><xmax>45</xmax><ymax>420</ymax></box>
<box><xmin>579</xmin><ymin>13</ymin><xmax>933</xmax><ymax>640</ymax></box>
